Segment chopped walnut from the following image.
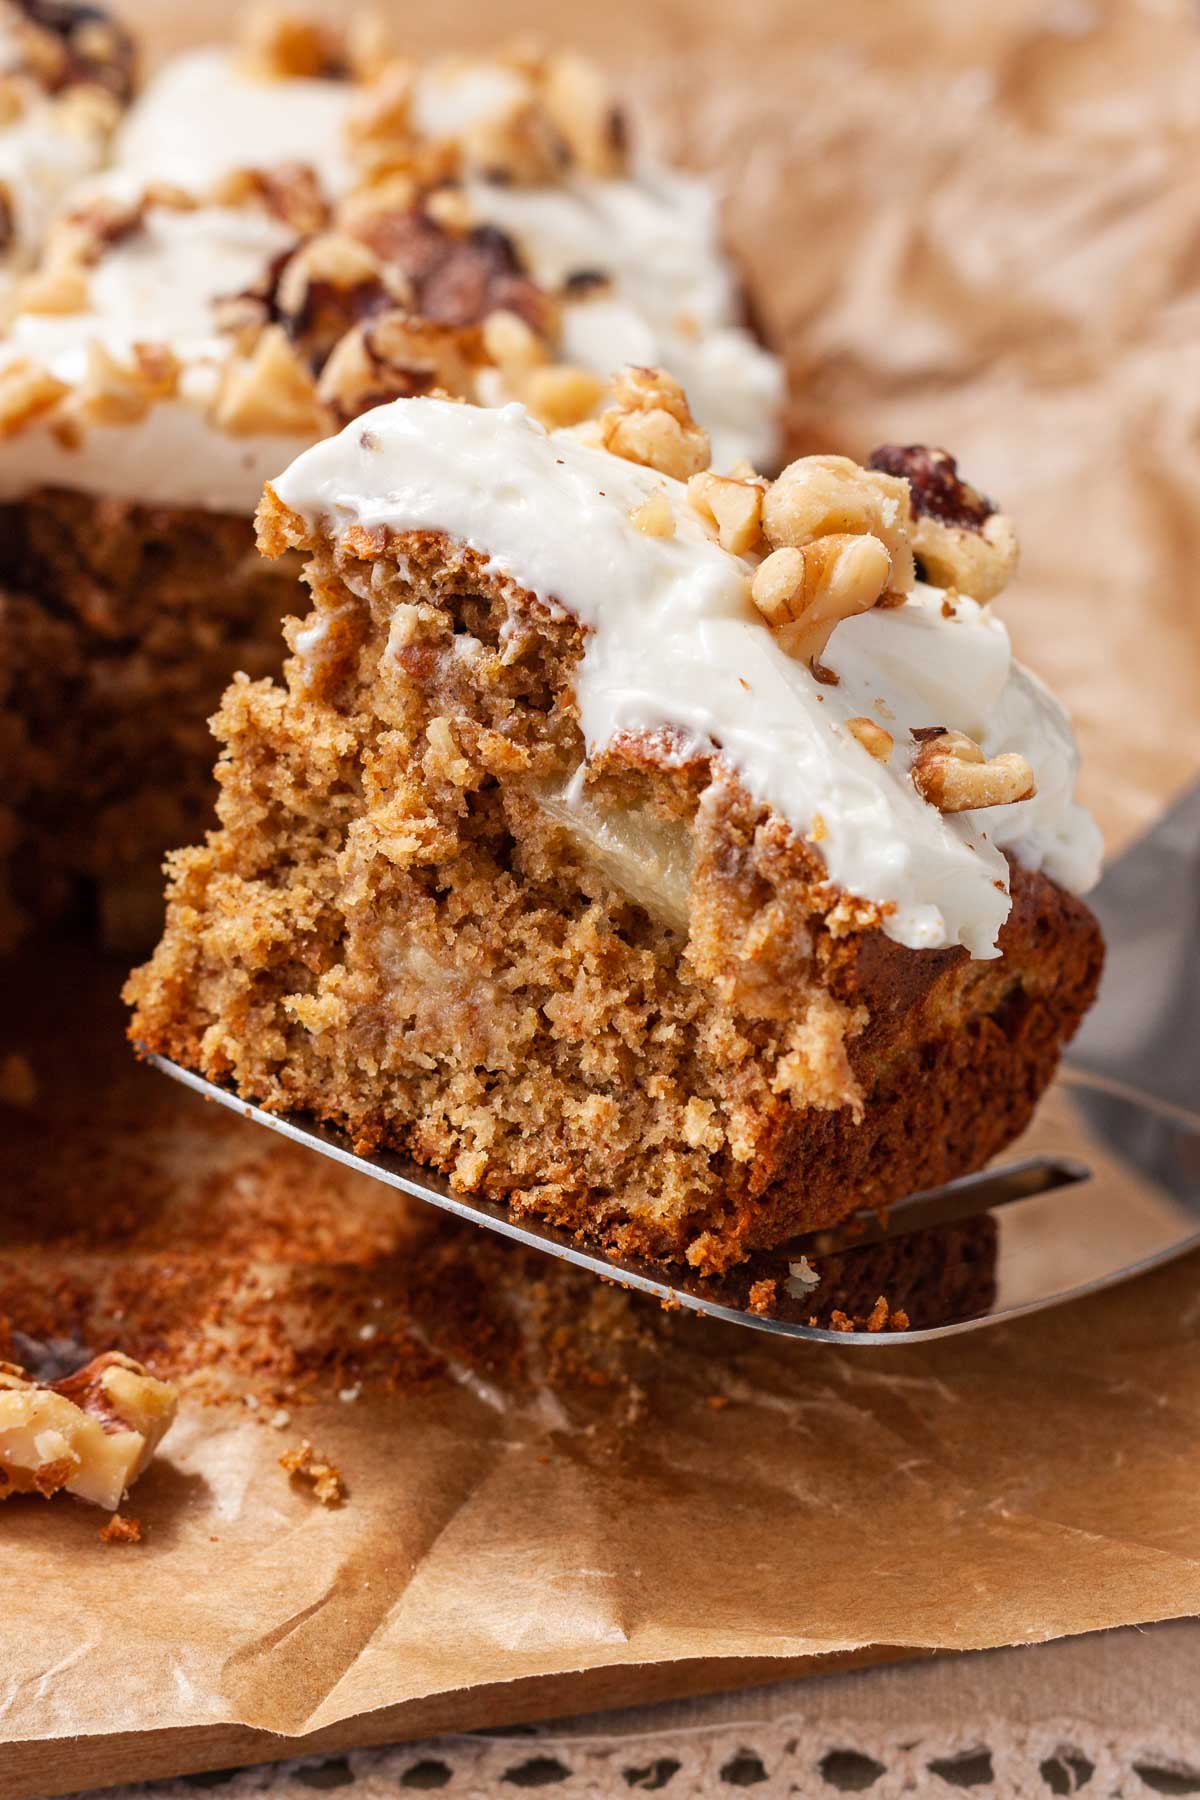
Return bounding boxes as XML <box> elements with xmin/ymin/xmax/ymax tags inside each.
<box><xmin>12</xmin><ymin>258</ymin><xmax>89</xmax><ymax>315</ymax></box>
<box><xmin>0</xmin><ymin>1351</ymin><xmax>177</xmax><ymax>1511</ymax></box>
<box><xmin>0</xmin><ymin>358</ymin><xmax>68</xmax><ymax>434</ymax></box>
<box><xmin>629</xmin><ymin>489</ymin><xmax>676</xmax><ymax>538</ymax></box>
<box><xmin>346</xmin><ymin>59</ymin><xmax>416</xmax><ymax>175</ymax></box>
<box><xmin>867</xmin><ymin>444</ymin><xmax>1018</xmax><ymax>601</ymax></box>
<box><xmin>210</xmin><ymin>162</ymin><xmax>331</xmax><ymax>236</ymax></box>
<box><xmin>67</xmin><ymin>340</ymin><xmax>180</xmax><ymax>425</ymax></box>
<box><xmin>522</xmin><ymin>363</ymin><xmax>605</xmax><ymax>429</ymax></box>
<box><xmin>53</xmin><ymin>80</ymin><xmax>122</xmax><ymax>145</ymax></box>
<box><xmin>317</xmin><ymin>309</ymin><xmax>474</xmax><ymax>424</ymax></box>
<box><xmin>272</xmin><ymin>232</ymin><xmax>393</xmax><ymax>368</ymax></box>
<box><xmin>687</xmin><ymin>470</ymin><xmax>764</xmax><ymax>553</ymax></box>
<box><xmin>539</xmin><ymin>52</ymin><xmax>627</xmax><ymax>177</ymax></box>
<box><xmin>750</xmin><ymin>536</ymin><xmax>891</xmax><ymax>664</ymax></box>
<box><xmin>911</xmin><ymin>728</ymin><xmax>1036</xmax><ymax>812</ymax></box>
<box><xmin>460</xmin><ymin>98</ymin><xmax>565</xmax><ymax>186</ymax></box>
<box><xmin>213</xmin><ymin>323</ymin><xmax>327</xmax><ymax>435</ymax></box>
<box><xmin>280</xmin><ymin>1438</ymin><xmax>345</xmax><ymax>1505</ymax></box>
<box><xmin>762</xmin><ymin>453</ymin><xmax>914</xmax><ymax>598</ymax></box>
<box><xmin>600</xmin><ymin>364</ymin><xmax>710</xmax><ymax>481</ymax></box>
<box><xmin>845</xmin><ymin>715</ymin><xmax>894</xmax><ymax>762</ymax></box>
<box><xmin>12</xmin><ymin>0</ymin><xmax>135</xmax><ymax>103</ymax></box>
<box><xmin>239</xmin><ymin>6</ymin><xmax>344</xmax><ymax>80</ymax></box>
<box><xmin>481</xmin><ymin>305</ymin><xmax>545</xmax><ymax>375</ymax></box>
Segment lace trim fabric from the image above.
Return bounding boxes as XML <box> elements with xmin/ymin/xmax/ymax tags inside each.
<box><xmin>94</xmin><ymin>1714</ymin><xmax>1200</xmax><ymax>1798</ymax></box>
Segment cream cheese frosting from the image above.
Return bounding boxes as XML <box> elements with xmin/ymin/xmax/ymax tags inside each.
<box><xmin>271</xmin><ymin>397</ymin><xmax>1102</xmax><ymax>959</ymax></box>
<box><xmin>0</xmin><ymin>202</ymin><xmax>315</xmax><ymax>510</ymax></box>
<box><xmin>108</xmin><ymin>48</ymin><xmax>356</xmax><ymax>199</ymax></box>
<box><xmin>0</xmin><ymin>43</ymin><xmax>782</xmax><ymax>510</ymax></box>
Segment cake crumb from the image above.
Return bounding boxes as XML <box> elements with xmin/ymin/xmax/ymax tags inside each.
<box><xmin>829</xmin><ymin>1310</ymin><xmax>854</xmax><ymax>1333</ymax></box>
<box><xmin>99</xmin><ymin>1514</ymin><xmax>142</xmax><ymax>1545</ymax></box>
<box><xmin>280</xmin><ymin>1440</ymin><xmax>345</xmax><ymax>1506</ymax></box>
<box><xmin>866</xmin><ymin>1295</ymin><xmax>890</xmax><ymax>1332</ymax></box>
<box><xmin>747</xmin><ymin>1277</ymin><xmax>777</xmax><ymax>1315</ymax></box>
<box><xmin>705</xmin><ymin>1394</ymin><xmax>729</xmax><ymax>1411</ymax></box>
<box><xmin>890</xmin><ymin>1308</ymin><xmax>911</xmax><ymax>1332</ymax></box>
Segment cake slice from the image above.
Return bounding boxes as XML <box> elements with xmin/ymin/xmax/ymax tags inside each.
<box><xmin>126</xmin><ymin>373</ymin><xmax>1103</xmax><ymax>1273</ymax></box>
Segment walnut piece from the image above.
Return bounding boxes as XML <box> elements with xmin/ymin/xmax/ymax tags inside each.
<box><xmin>629</xmin><ymin>489</ymin><xmax>675</xmax><ymax>538</ymax></box>
<box><xmin>750</xmin><ymin>536</ymin><xmax>891</xmax><ymax>664</ymax></box>
<box><xmin>317</xmin><ymin>309</ymin><xmax>475</xmax><ymax>424</ymax></box>
<box><xmin>214</xmin><ymin>323</ymin><xmax>327</xmax><ymax>435</ymax></box>
<box><xmin>460</xmin><ymin>98</ymin><xmax>565</xmax><ymax>186</ymax></box>
<box><xmin>539</xmin><ymin>52</ymin><xmax>627</xmax><ymax>178</ymax></box>
<box><xmin>762</xmin><ymin>453</ymin><xmax>914</xmax><ymax>598</ymax></box>
<box><xmin>239</xmin><ymin>6</ymin><xmax>343</xmax><ymax>80</ymax></box>
<box><xmin>0</xmin><ymin>1351</ymin><xmax>177</xmax><ymax>1511</ymax></box>
<box><xmin>599</xmin><ymin>364</ymin><xmax>710</xmax><ymax>481</ymax></box>
<box><xmin>687</xmin><ymin>470</ymin><xmax>764</xmax><ymax>554</ymax></box>
<box><xmin>846</xmin><ymin>715</ymin><xmax>894</xmax><ymax>762</ymax></box>
<box><xmin>0</xmin><ymin>358</ymin><xmax>69</xmax><ymax>434</ymax></box>
<box><xmin>911</xmin><ymin>728</ymin><xmax>1036</xmax><ymax>812</ymax></box>
<box><xmin>867</xmin><ymin>444</ymin><xmax>1018</xmax><ymax>601</ymax></box>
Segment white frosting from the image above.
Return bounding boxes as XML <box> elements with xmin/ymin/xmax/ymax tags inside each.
<box><xmin>0</xmin><ymin>49</ymin><xmax>781</xmax><ymax>506</ymax></box>
<box><xmin>0</xmin><ymin>204</ymin><xmax>314</xmax><ymax>509</ymax></box>
<box><xmin>465</xmin><ymin>164</ymin><xmax>783</xmax><ymax>472</ymax></box>
<box><xmin>0</xmin><ymin>94</ymin><xmax>106</xmax><ymax>280</ymax></box>
<box><xmin>272</xmin><ymin>398</ymin><xmax>1101</xmax><ymax>959</ymax></box>
<box><xmin>109</xmin><ymin>49</ymin><xmax>356</xmax><ymax>198</ymax></box>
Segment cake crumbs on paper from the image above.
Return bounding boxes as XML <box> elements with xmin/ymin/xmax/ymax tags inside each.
<box><xmin>280</xmin><ymin>1439</ymin><xmax>346</xmax><ymax>1506</ymax></box>
<box><xmin>99</xmin><ymin>1514</ymin><xmax>142</xmax><ymax>1545</ymax></box>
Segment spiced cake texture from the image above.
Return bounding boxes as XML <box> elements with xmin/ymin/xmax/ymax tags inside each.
<box><xmin>127</xmin><ymin>388</ymin><xmax>1102</xmax><ymax>1272</ymax></box>
<box><xmin>0</xmin><ymin>491</ymin><xmax>299</xmax><ymax>942</ymax></box>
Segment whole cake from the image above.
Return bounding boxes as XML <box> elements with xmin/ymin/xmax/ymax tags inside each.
<box><xmin>126</xmin><ymin>370</ymin><xmax>1104</xmax><ymax>1273</ymax></box>
<box><xmin>0</xmin><ymin>10</ymin><xmax>782</xmax><ymax>943</ymax></box>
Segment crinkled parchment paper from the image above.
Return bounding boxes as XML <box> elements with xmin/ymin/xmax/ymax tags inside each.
<box><xmin>4</xmin><ymin>0</ymin><xmax>1200</xmax><ymax>1783</ymax></box>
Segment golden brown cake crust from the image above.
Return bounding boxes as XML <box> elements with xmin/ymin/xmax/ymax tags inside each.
<box><xmin>126</xmin><ymin>515</ymin><xmax>1103</xmax><ymax>1272</ymax></box>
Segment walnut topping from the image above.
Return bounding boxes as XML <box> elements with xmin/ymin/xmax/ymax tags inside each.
<box><xmin>481</xmin><ymin>305</ymin><xmax>544</xmax><ymax>375</ymax></box>
<box><xmin>347</xmin><ymin>205</ymin><xmax>553</xmax><ymax>337</ymax></box>
<box><xmin>600</xmin><ymin>364</ymin><xmax>710</xmax><ymax>481</ymax></box>
<box><xmin>867</xmin><ymin>444</ymin><xmax>1018</xmax><ymax>601</ymax></box>
<box><xmin>749</xmin><ymin>536</ymin><xmax>891</xmax><ymax>664</ymax></box>
<box><xmin>210</xmin><ymin>161</ymin><xmax>331</xmax><ymax>236</ymax></box>
<box><xmin>0</xmin><ymin>358</ymin><xmax>68</xmax><ymax>434</ymax></box>
<box><xmin>0</xmin><ymin>1351</ymin><xmax>177</xmax><ymax>1511</ymax></box>
<box><xmin>460</xmin><ymin>97</ymin><xmax>566</xmax><ymax>186</ymax></box>
<box><xmin>845</xmin><ymin>716</ymin><xmax>894</xmax><ymax>762</ymax></box>
<box><xmin>213</xmin><ymin>322</ymin><xmax>327</xmax><ymax>435</ymax></box>
<box><xmin>522</xmin><ymin>363</ymin><xmax>606</xmax><ymax>430</ymax></box>
<box><xmin>686</xmin><ymin>470</ymin><xmax>764</xmax><ymax>554</ymax></box>
<box><xmin>317</xmin><ymin>309</ymin><xmax>473</xmax><ymax>424</ymax></box>
<box><xmin>911</xmin><ymin>728</ymin><xmax>1036</xmax><ymax>812</ymax></box>
<box><xmin>239</xmin><ymin>5</ymin><xmax>345</xmax><ymax>80</ymax></box>
<box><xmin>762</xmin><ymin>454</ymin><xmax>914</xmax><ymax>599</ymax></box>
<box><xmin>629</xmin><ymin>489</ymin><xmax>675</xmax><ymax>538</ymax></box>
<box><xmin>270</xmin><ymin>232</ymin><xmax>395</xmax><ymax>368</ymax></box>
<box><xmin>12</xmin><ymin>0</ymin><xmax>136</xmax><ymax>104</ymax></box>
<box><xmin>68</xmin><ymin>339</ymin><xmax>181</xmax><ymax>424</ymax></box>
<box><xmin>346</xmin><ymin>59</ymin><xmax>416</xmax><ymax>176</ymax></box>
<box><xmin>538</xmin><ymin>51</ymin><xmax>627</xmax><ymax>178</ymax></box>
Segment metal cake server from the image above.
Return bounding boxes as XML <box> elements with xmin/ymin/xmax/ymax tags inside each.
<box><xmin>148</xmin><ymin>782</ymin><xmax>1200</xmax><ymax>1345</ymax></box>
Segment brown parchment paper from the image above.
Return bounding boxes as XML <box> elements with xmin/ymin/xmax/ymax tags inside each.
<box><xmin>5</xmin><ymin>0</ymin><xmax>1200</xmax><ymax>1766</ymax></box>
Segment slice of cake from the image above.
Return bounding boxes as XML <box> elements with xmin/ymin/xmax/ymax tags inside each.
<box><xmin>126</xmin><ymin>371</ymin><xmax>1104</xmax><ymax>1273</ymax></box>
<box><xmin>0</xmin><ymin>15</ymin><xmax>782</xmax><ymax>943</ymax></box>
